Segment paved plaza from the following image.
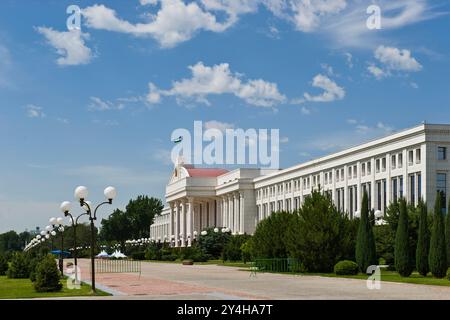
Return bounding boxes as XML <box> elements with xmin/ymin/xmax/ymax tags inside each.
<box><xmin>64</xmin><ymin>259</ymin><xmax>450</xmax><ymax>300</ymax></box>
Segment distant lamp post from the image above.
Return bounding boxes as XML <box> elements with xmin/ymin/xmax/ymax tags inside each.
<box><xmin>73</xmin><ymin>185</ymin><xmax>117</xmax><ymax>293</ymax></box>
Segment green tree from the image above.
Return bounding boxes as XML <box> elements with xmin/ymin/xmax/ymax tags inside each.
<box><xmin>125</xmin><ymin>196</ymin><xmax>164</xmax><ymax>238</ymax></box>
<box><xmin>0</xmin><ymin>230</ymin><xmax>21</xmax><ymax>253</ymax></box>
<box><xmin>429</xmin><ymin>193</ymin><xmax>448</xmax><ymax>278</ymax></box>
<box><xmin>99</xmin><ymin>209</ymin><xmax>132</xmax><ymax>250</ymax></box>
<box><xmin>394</xmin><ymin>199</ymin><xmax>413</xmax><ymax>277</ymax></box>
<box><xmin>446</xmin><ymin>197</ymin><xmax>450</xmax><ymax>267</ymax></box>
<box><xmin>416</xmin><ymin>200</ymin><xmax>430</xmax><ymax>276</ymax></box>
<box><xmin>355</xmin><ymin>191</ymin><xmax>377</xmax><ymax>273</ymax></box>
<box><xmin>34</xmin><ymin>254</ymin><xmax>62</xmax><ymax>292</ymax></box>
<box><xmin>222</xmin><ymin>234</ymin><xmax>251</xmax><ymax>262</ymax></box>
<box><xmin>252</xmin><ymin>211</ymin><xmax>294</xmax><ymax>259</ymax></box>
<box><xmin>198</xmin><ymin>228</ymin><xmax>231</xmax><ymax>259</ymax></box>
<box><xmin>0</xmin><ymin>255</ymin><xmax>8</xmax><ymax>275</ymax></box>
<box><xmin>6</xmin><ymin>252</ymin><xmax>30</xmax><ymax>279</ymax></box>
<box><xmin>287</xmin><ymin>190</ymin><xmax>356</xmax><ymax>272</ymax></box>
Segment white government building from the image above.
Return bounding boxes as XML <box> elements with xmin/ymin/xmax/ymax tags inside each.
<box><xmin>150</xmin><ymin>123</ymin><xmax>450</xmax><ymax>247</ymax></box>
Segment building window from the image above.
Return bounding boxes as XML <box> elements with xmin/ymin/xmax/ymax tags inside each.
<box><xmin>418</xmin><ymin>173</ymin><xmax>422</xmax><ymax>200</ymax></box>
<box><xmin>367</xmin><ymin>162</ymin><xmax>371</xmax><ymax>175</ymax></box>
<box><xmin>353</xmin><ymin>165</ymin><xmax>357</xmax><ymax>178</ymax></box>
<box><xmin>341</xmin><ymin>168</ymin><xmax>344</xmax><ymax>181</ymax></box>
<box><xmin>382</xmin><ymin>158</ymin><xmax>386</xmax><ymax>172</ymax></box>
<box><xmin>409</xmin><ymin>150</ymin><xmax>414</xmax><ymax>166</ymax></box>
<box><xmin>329</xmin><ymin>172</ymin><xmax>333</xmax><ymax>183</ymax></box>
<box><xmin>376</xmin><ymin>159</ymin><xmax>380</xmax><ymax>173</ymax></box>
<box><xmin>362</xmin><ymin>163</ymin><xmax>366</xmax><ymax>176</ymax></box>
<box><xmin>393</xmin><ymin>178</ymin><xmax>398</xmax><ymax>203</ymax></box>
<box><xmin>438</xmin><ymin>147</ymin><xmax>447</xmax><ymax>160</ymax></box>
<box><xmin>437</xmin><ymin>173</ymin><xmax>447</xmax><ymax>212</ymax></box>
<box><xmin>398</xmin><ymin>153</ymin><xmax>403</xmax><ymax>168</ymax></box>
<box><xmin>410</xmin><ymin>175</ymin><xmax>416</xmax><ymax>206</ymax></box>
<box><xmin>348</xmin><ymin>166</ymin><xmax>352</xmax><ymax>179</ymax></box>
<box><xmin>416</xmin><ymin>149</ymin><xmax>421</xmax><ymax>164</ymax></box>
<box><xmin>392</xmin><ymin>155</ymin><xmax>396</xmax><ymax>169</ymax></box>
<box><xmin>336</xmin><ymin>170</ymin><xmax>340</xmax><ymax>181</ymax></box>
<box><xmin>400</xmin><ymin>177</ymin><xmax>404</xmax><ymax>199</ymax></box>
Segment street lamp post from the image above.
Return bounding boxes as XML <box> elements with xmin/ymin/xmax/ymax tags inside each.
<box><xmin>72</xmin><ymin>186</ymin><xmax>117</xmax><ymax>294</ymax></box>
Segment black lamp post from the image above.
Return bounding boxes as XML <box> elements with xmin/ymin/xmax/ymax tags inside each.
<box><xmin>68</xmin><ymin>186</ymin><xmax>117</xmax><ymax>294</ymax></box>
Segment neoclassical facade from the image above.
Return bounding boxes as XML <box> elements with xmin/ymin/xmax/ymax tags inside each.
<box><xmin>150</xmin><ymin>123</ymin><xmax>450</xmax><ymax>247</ymax></box>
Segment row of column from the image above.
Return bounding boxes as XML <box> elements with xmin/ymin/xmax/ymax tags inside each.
<box><xmin>220</xmin><ymin>192</ymin><xmax>244</xmax><ymax>235</ymax></box>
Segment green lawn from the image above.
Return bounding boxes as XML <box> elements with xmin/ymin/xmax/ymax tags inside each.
<box><xmin>0</xmin><ymin>276</ymin><xmax>110</xmax><ymax>299</ymax></box>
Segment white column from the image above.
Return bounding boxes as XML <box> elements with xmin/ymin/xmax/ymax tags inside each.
<box><xmin>174</xmin><ymin>201</ymin><xmax>179</xmax><ymax>247</ymax></box>
<box><xmin>187</xmin><ymin>198</ymin><xmax>193</xmax><ymax>247</ymax></box>
<box><xmin>180</xmin><ymin>200</ymin><xmax>186</xmax><ymax>247</ymax></box>
<box><xmin>239</xmin><ymin>192</ymin><xmax>244</xmax><ymax>234</ymax></box>
<box><xmin>169</xmin><ymin>202</ymin><xmax>174</xmax><ymax>239</ymax></box>
<box><xmin>228</xmin><ymin>195</ymin><xmax>233</xmax><ymax>231</ymax></box>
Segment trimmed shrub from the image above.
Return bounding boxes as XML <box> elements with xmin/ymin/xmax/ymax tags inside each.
<box><xmin>416</xmin><ymin>200</ymin><xmax>430</xmax><ymax>276</ymax></box>
<box><xmin>355</xmin><ymin>191</ymin><xmax>377</xmax><ymax>273</ymax></box>
<box><xmin>34</xmin><ymin>254</ymin><xmax>62</xmax><ymax>292</ymax></box>
<box><xmin>198</xmin><ymin>228</ymin><xmax>231</xmax><ymax>259</ymax></box>
<box><xmin>131</xmin><ymin>251</ymin><xmax>146</xmax><ymax>260</ymax></box>
<box><xmin>145</xmin><ymin>243</ymin><xmax>162</xmax><ymax>261</ymax></box>
<box><xmin>7</xmin><ymin>252</ymin><xmax>30</xmax><ymax>279</ymax></box>
<box><xmin>28</xmin><ymin>257</ymin><xmax>40</xmax><ymax>282</ymax></box>
<box><xmin>0</xmin><ymin>255</ymin><xmax>8</xmax><ymax>276</ymax></box>
<box><xmin>334</xmin><ymin>260</ymin><xmax>359</xmax><ymax>275</ymax></box>
<box><xmin>179</xmin><ymin>245</ymin><xmax>209</xmax><ymax>262</ymax></box>
<box><xmin>429</xmin><ymin>192</ymin><xmax>448</xmax><ymax>278</ymax></box>
<box><xmin>395</xmin><ymin>199</ymin><xmax>413</xmax><ymax>277</ymax></box>
<box><xmin>240</xmin><ymin>240</ymin><xmax>253</xmax><ymax>264</ymax></box>
<box><xmin>222</xmin><ymin>234</ymin><xmax>251</xmax><ymax>262</ymax></box>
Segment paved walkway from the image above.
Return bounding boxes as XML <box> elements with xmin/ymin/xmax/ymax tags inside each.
<box><xmin>66</xmin><ymin>259</ymin><xmax>450</xmax><ymax>300</ymax></box>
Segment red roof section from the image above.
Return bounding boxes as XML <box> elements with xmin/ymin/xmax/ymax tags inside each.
<box><xmin>186</xmin><ymin>168</ymin><xmax>229</xmax><ymax>177</ymax></box>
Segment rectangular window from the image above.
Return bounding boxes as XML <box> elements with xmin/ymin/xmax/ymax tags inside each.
<box><xmin>348</xmin><ymin>167</ymin><xmax>352</xmax><ymax>178</ymax></box>
<box><xmin>392</xmin><ymin>155</ymin><xmax>396</xmax><ymax>169</ymax></box>
<box><xmin>410</xmin><ymin>175</ymin><xmax>416</xmax><ymax>206</ymax></box>
<box><xmin>418</xmin><ymin>174</ymin><xmax>422</xmax><ymax>200</ymax></box>
<box><xmin>393</xmin><ymin>178</ymin><xmax>398</xmax><ymax>203</ymax></box>
<box><xmin>416</xmin><ymin>149</ymin><xmax>421</xmax><ymax>164</ymax></box>
<box><xmin>329</xmin><ymin>172</ymin><xmax>333</xmax><ymax>182</ymax></box>
<box><xmin>400</xmin><ymin>177</ymin><xmax>404</xmax><ymax>199</ymax></box>
<box><xmin>367</xmin><ymin>162</ymin><xmax>371</xmax><ymax>175</ymax></box>
<box><xmin>437</xmin><ymin>173</ymin><xmax>447</xmax><ymax>212</ymax></box>
<box><xmin>383</xmin><ymin>180</ymin><xmax>387</xmax><ymax>210</ymax></box>
<box><xmin>438</xmin><ymin>147</ymin><xmax>447</xmax><ymax>160</ymax></box>
<box><xmin>336</xmin><ymin>170</ymin><xmax>340</xmax><ymax>181</ymax></box>
<box><xmin>398</xmin><ymin>154</ymin><xmax>403</xmax><ymax>168</ymax></box>
<box><xmin>377</xmin><ymin>181</ymin><xmax>382</xmax><ymax>210</ymax></box>
<box><xmin>341</xmin><ymin>169</ymin><xmax>344</xmax><ymax>181</ymax></box>
<box><xmin>382</xmin><ymin>158</ymin><xmax>386</xmax><ymax>172</ymax></box>
<box><xmin>376</xmin><ymin>159</ymin><xmax>380</xmax><ymax>173</ymax></box>
<box><xmin>362</xmin><ymin>163</ymin><xmax>366</xmax><ymax>176</ymax></box>
<box><xmin>409</xmin><ymin>150</ymin><xmax>414</xmax><ymax>166</ymax></box>
<box><xmin>353</xmin><ymin>165</ymin><xmax>357</xmax><ymax>178</ymax></box>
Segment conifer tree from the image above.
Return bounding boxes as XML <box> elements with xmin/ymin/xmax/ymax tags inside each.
<box><xmin>395</xmin><ymin>199</ymin><xmax>413</xmax><ymax>277</ymax></box>
<box><xmin>429</xmin><ymin>192</ymin><xmax>447</xmax><ymax>278</ymax></box>
<box><xmin>355</xmin><ymin>191</ymin><xmax>377</xmax><ymax>273</ymax></box>
<box><xmin>415</xmin><ymin>200</ymin><xmax>429</xmax><ymax>276</ymax></box>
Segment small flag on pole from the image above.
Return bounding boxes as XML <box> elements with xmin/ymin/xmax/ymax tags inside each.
<box><xmin>173</xmin><ymin>136</ymin><xmax>183</xmax><ymax>144</ymax></box>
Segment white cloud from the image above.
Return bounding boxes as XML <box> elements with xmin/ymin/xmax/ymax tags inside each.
<box><xmin>300</xmin><ymin>106</ymin><xmax>311</xmax><ymax>115</ymax></box>
<box><xmin>289</xmin><ymin>0</ymin><xmax>347</xmax><ymax>32</ymax></box>
<box><xmin>82</xmin><ymin>1</ymin><xmax>234</xmax><ymax>48</ymax></box>
<box><xmin>374</xmin><ymin>45</ymin><xmax>422</xmax><ymax>72</ymax></box>
<box><xmin>303</xmin><ymin>74</ymin><xmax>345</xmax><ymax>102</ymax></box>
<box><xmin>321</xmin><ymin>63</ymin><xmax>334</xmax><ymax>76</ymax></box>
<box><xmin>25</xmin><ymin>104</ymin><xmax>46</xmax><ymax>118</ymax></box>
<box><xmin>147</xmin><ymin>62</ymin><xmax>286</xmax><ymax>108</ymax></box>
<box><xmin>204</xmin><ymin>120</ymin><xmax>235</xmax><ymax>132</ymax></box>
<box><xmin>36</xmin><ymin>27</ymin><xmax>93</xmax><ymax>66</ymax></box>
<box><xmin>88</xmin><ymin>97</ymin><xmax>125</xmax><ymax>111</ymax></box>
<box><xmin>367</xmin><ymin>64</ymin><xmax>388</xmax><ymax>80</ymax></box>
<box><xmin>344</xmin><ymin>52</ymin><xmax>353</xmax><ymax>68</ymax></box>
<box><xmin>410</xmin><ymin>82</ymin><xmax>419</xmax><ymax>89</ymax></box>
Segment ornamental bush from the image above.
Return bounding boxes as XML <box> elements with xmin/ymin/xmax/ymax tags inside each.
<box><xmin>334</xmin><ymin>260</ymin><xmax>359</xmax><ymax>275</ymax></box>
<box><xmin>198</xmin><ymin>227</ymin><xmax>231</xmax><ymax>259</ymax></box>
<box><xmin>28</xmin><ymin>257</ymin><xmax>40</xmax><ymax>282</ymax></box>
<box><xmin>145</xmin><ymin>243</ymin><xmax>162</xmax><ymax>260</ymax></box>
<box><xmin>6</xmin><ymin>252</ymin><xmax>30</xmax><ymax>279</ymax></box>
<box><xmin>179</xmin><ymin>244</ymin><xmax>209</xmax><ymax>262</ymax></box>
<box><xmin>0</xmin><ymin>255</ymin><xmax>8</xmax><ymax>276</ymax></box>
<box><xmin>222</xmin><ymin>234</ymin><xmax>252</xmax><ymax>262</ymax></box>
<box><xmin>34</xmin><ymin>254</ymin><xmax>62</xmax><ymax>292</ymax></box>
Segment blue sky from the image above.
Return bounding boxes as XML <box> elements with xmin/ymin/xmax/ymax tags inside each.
<box><xmin>0</xmin><ymin>0</ymin><xmax>449</xmax><ymax>232</ymax></box>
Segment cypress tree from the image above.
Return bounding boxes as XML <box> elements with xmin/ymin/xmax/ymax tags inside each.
<box><xmin>355</xmin><ymin>191</ymin><xmax>377</xmax><ymax>273</ymax></box>
<box><xmin>415</xmin><ymin>200</ymin><xmax>429</xmax><ymax>276</ymax></box>
<box><xmin>395</xmin><ymin>199</ymin><xmax>412</xmax><ymax>277</ymax></box>
<box><xmin>429</xmin><ymin>192</ymin><xmax>447</xmax><ymax>278</ymax></box>
<box><xmin>446</xmin><ymin>197</ymin><xmax>450</xmax><ymax>267</ymax></box>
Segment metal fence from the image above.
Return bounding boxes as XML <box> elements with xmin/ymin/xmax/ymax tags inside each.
<box><xmin>253</xmin><ymin>258</ymin><xmax>302</xmax><ymax>273</ymax></box>
<box><xmin>94</xmin><ymin>259</ymin><xmax>141</xmax><ymax>276</ymax></box>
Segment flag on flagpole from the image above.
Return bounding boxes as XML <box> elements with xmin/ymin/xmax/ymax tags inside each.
<box><xmin>173</xmin><ymin>136</ymin><xmax>183</xmax><ymax>144</ymax></box>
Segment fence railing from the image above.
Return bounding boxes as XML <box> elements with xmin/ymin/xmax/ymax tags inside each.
<box><xmin>94</xmin><ymin>259</ymin><xmax>141</xmax><ymax>276</ymax></box>
<box><xmin>253</xmin><ymin>258</ymin><xmax>302</xmax><ymax>273</ymax></box>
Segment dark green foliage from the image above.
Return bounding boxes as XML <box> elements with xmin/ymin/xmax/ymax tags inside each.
<box><xmin>252</xmin><ymin>211</ymin><xmax>294</xmax><ymax>259</ymax></box>
<box><xmin>198</xmin><ymin>228</ymin><xmax>231</xmax><ymax>259</ymax></box>
<box><xmin>125</xmin><ymin>196</ymin><xmax>164</xmax><ymax>239</ymax></box>
<box><xmin>429</xmin><ymin>193</ymin><xmax>448</xmax><ymax>278</ymax></box>
<box><xmin>374</xmin><ymin>225</ymin><xmax>395</xmax><ymax>267</ymax></box>
<box><xmin>131</xmin><ymin>251</ymin><xmax>146</xmax><ymax>260</ymax></box>
<box><xmin>34</xmin><ymin>254</ymin><xmax>62</xmax><ymax>292</ymax></box>
<box><xmin>145</xmin><ymin>243</ymin><xmax>162</xmax><ymax>260</ymax></box>
<box><xmin>28</xmin><ymin>257</ymin><xmax>40</xmax><ymax>282</ymax></box>
<box><xmin>6</xmin><ymin>252</ymin><xmax>30</xmax><ymax>279</ymax></box>
<box><xmin>334</xmin><ymin>260</ymin><xmax>359</xmax><ymax>275</ymax></box>
<box><xmin>99</xmin><ymin>209</ymin><xmax>132</xmax><ymax>250</ymax></box>
<box><xmin>355</xmin><ymin>192</ymin><xmax>377</xmax><ymax>273</ymax></box>
<box><xmin>240</xmin><ymin>240</ymin><xmax>253</xmax><ymax>263</ymax></box>
<box><xmin>222</xmin><ymin>234</ymin><xmax>252</xmax><ymax>262</ymax></box>
<box><xmin>179</xmin><ymin>244</ymin><xmax>209</xmax><ymax>262</ymax></box>
<box><xmin>287</xmin><ymin>190</ymin><xmax>357</xmax><ymax>272</ymax></box>
<box><xmin>0</xmin><ymin>231</ymin><xmax>22</xmax><ymax>254</ymax></box>
<box><xmin>0</xmin><ymin>255</ymin><xmax>8</xmax><ymax>275</ymax></box>
<box><xmin>446</xmin><ymin>197</ymin><xmax>450</xmax><ymax>267</ymax></box>
<box><xmin>416</xmin><ymin>200</ymin><xmax>430</xmax><ymax>276</ymax></box>
<box><xmin>447</xmin><ymin>268</ymin><xmax>450</xmax><ymax>281</ymax></box>
<box><xmin>394</xmin><ymin>199</ymin><xmax>413</xmax><ymax>277</ymax></box>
